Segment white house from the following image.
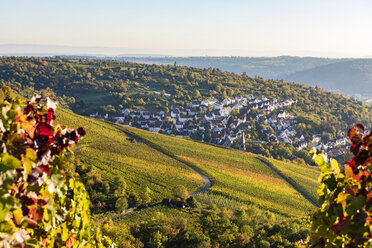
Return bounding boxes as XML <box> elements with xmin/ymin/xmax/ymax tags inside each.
<box><xmin>298</xmin><ymin>142</ymin><xmax>308</xmax><ymax>150</ymax></box>
<box><xmin>142</xmin><ymin>111</ymin><xmax>151</xmax><ymax>119</ymax></box>
<box><xmin>175</xmin><ymin>121</ymin><xmax>184</xmax><ymax>129</ymax></box>
<box><xmin>277</xmin><ymin>111</ymin><xmax>289</xmax><ymax>119</ymax></box>
<box><xmin>121</xmin><ymin>108</ymin><xmax>131</xmax><ymax>116</ymax></box>
<box><xmin>90</xmin><ymin>112</ymin><xmax>99</xmax><ymax>118</ymax></box>
<box><xmin>279</xmin><ymin>132</ymin><xmax>292</xmax><ymax>144</ymax></box>
<box><xmin>189</xmin><ymin>101</ymin><xmax>200</xmax><ymax>108</ymax></box>
<box><xmin>213</xmin><ymin>102</ymin><xmax>222</xmax><ymax>110</ymax></box>
<box><xmin>201</xmin><ymin>98</ymin><xmax>218</xmax><ymax>106</ymax></box>
<box><xmin>171</xmin><ymin>109</ymin><xmax>180</xmax><ymax>118</ymax></box>
<box><xmin>204</xmin><ymin>113</ymin><xmax>215</xmax><ymax>121</ymax></box>
<box><xmin>312</xmin><ymin>135</ymin><xmax>322</xmax><ymax>143</ymax></box>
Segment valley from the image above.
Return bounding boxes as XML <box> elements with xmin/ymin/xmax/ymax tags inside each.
<box><xmin>2</xmin><ymin>1</ymin><xmax>372</xmax><ymax>246</ymax></box>
<box><xmin>0</xmin><ymin>56</ymin><xmax>370</xmax><ymax>247</ymax></box>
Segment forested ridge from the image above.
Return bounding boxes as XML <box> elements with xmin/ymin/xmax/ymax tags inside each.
<box><xmin>0</xmin><ymin>56</ymin><xmax>370</xmax><ymax>134</ymax></box>
<box><xmin>119</xmin><ymin>56</ymin><xmax>372</xmax><ymax>96</ymax></box>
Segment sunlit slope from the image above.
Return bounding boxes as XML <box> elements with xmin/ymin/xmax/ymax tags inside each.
<box><xmin>56</xmin><ymin>109</ymin><xmax>204</xmax><ymax>201</ymax></box>
<box><xmin>265</xmin><ymin>158</ymin><xmax>319</xmax><ymax>203</ymax></box>
<box><xmin>121</xmin><ymin>126</ymin><xmax>318</xmax><ymax>217</ymax></box>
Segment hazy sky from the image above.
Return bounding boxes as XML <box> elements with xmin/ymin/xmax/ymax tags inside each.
<box><xmin>1</xmin><ymin>0</ymin><xmax>372</xmax><ymax>57</ymax></box>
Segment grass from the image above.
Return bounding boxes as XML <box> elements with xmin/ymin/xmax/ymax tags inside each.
<box><xmin>55</xmin><ymin>108</ymin><xmax>204</xmax><ymax>202</ymax></box>
<box><xmin>119</xmin><ymin>126</ymin><xmax>319</xmax><ymax>217</ymax></box>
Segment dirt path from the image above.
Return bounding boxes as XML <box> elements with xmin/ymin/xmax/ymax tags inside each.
<box><xmin>111</xmin><ymin>127</ymin><xmax>212</xmax><ymax>219</ymax></box>
<box><xmin>73</xmin><ymin>146</ymin><xmax>88</xmax><ymax>152</ymax></box>
<box><xmin>257</xmin><ymin>157</ymin><xmax>319</xmax><ymax>208</ymax></box>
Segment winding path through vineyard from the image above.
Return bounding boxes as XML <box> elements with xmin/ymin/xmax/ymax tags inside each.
<box><xmin>110</xmin><ymin>128</ymin><xmax>212</xmax><ymax>219</ymax></box>
<box><xmin>89</xmin><ymin>126</ymin><xmax>318</xmax><ymax>220</ymax></box>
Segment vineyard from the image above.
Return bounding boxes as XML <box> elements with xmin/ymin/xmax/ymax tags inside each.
<box><xmin>52</xmin><ymin>107</ymin><xmax>324</xmax><ymax>247</ymax></box>
<box><xmin>54</xmin><ymin>106</ymin><xmax>319</xmax><ymax>217</ymax></box>
<box><xmin>55</xmin><ymin>108</ymin><xmax>204</xmax><ymax>203</ymax></box>
<box><xmin>120</xmin><ymin>125</ymin><xmax>318</xmax><ymax>217</ymax></box>
<box><xmin>265</xmin><ymin>158</ymin><xmax>320</xmax><ymax>203</ymax></box>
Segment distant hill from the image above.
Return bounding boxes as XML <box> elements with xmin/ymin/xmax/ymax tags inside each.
<box><xmin>119</xmin><ymin>56</ymin><xmax>371</xmax><ymax>97</ymax></box>
<box><xmin>281</xmin><ymin>59</ymin><xmax>372</xmax><ymax>95</ymax></box>
<box><xmin>118</xmin><ymin>56</ymin><xmax>350</xmax><ymax>79</ymax></box>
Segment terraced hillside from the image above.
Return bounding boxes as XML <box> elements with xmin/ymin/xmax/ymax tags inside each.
<box><xmin>56</xmin><ymin>108</ymin><xmax>204</xmax><ymax>202</ymax></box>
<box><xmin>120</xmin><ymin>126</ymin><xmax>318</xmax><ymax>217</ymax></box>
<box><xmin>55</xmin><ymin>107</ymin><xmax>318</xmax><ymax>217</ymax></box>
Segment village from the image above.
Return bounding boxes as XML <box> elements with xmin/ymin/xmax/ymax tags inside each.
<box><xmin>91</xmin><ymin>94</ymin><xmax>350</xmax><ymax>159</ymax></box>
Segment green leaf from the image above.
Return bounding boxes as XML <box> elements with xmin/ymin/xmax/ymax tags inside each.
<box><xmin>325</xmin><ymin>174</ymin><xmax>337</xmax><ymax>191</ymax></box>
<box><xmin>23</xmin><ymin>148</ymin><xmax>36</xmax><ymax>179</ymax></box>
<box><xmin>317</xmin><ymin>183</ymin><xmax>327</xmax><ymax>197</ymax></box>
<box><xmin>314</xmin><ymin>154</ymin><xmax>326</xmax><ymax>166</ymax></box>
<box><xmin>25</xmin><ymin>148</ymin><xmax>37</xmax><ymax>161</ymax></box>
<box><xmin>0</xmin><ymin>201</ymin><xmax>10</xmax><ymax>221</ymax></box>
<box><xmin>0</xmin><ymin>220</ymin><xmax>17</xmax><ymax>235</ymax></box>
<box><xmin>24</xmin><ymin>238</ymin><xmax>40</xmax><ymax>248</ymax></box>
<box><xmin>346</xmin><ymin>195</ymin><xmax>365</xmax><ymax>216</ymax></box>
<box><xmin>330</xmin><ymin>159</ymin><xmax>340</xmax><ymax>174</ymax></box>
<box><xmin>61</xmin><ymin>222</ymin><xmax>69</xmax><ymax>241</ymax></box>
<box><xmin>13</xmin><ymin>208</ymin><xmax>23</xmax><ymax>225</ymax></box>
<box><xmin>336</xmin><ymin>192</ymin><xmax>350</xmax><ymax>215</ymax></box>
<box><xmin>0</xmin><ymin>153</ymin><xmax>21</xmax><ymax>170</ymax></box>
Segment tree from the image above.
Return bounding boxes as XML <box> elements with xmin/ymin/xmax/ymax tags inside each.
<box><xmin>128</xmin><ymin>193</ymin><xmax>140</xmax><ymax>208</ymax></box>
<box><xmin>173</xmin><ymin>185</ymin><xmax>189</xmax><ymax>201</ymax></box>
<box><xmin>208</xmin><ymin>104</ymin><xmax>213</xmax><ymax>113</ymax></box>
<box><xmin>141</xmin><ymin>187</ymin><xmax>153</xmax><ymax>205</ymax></box>
<box><xmin>222</xmin><ymin>90</ymin><xmax>227</xmax><ymax>99</ymax></box>
<box><xmin>112</xmin><ymin>176</ymin><xmax>127</xmax><ymax>196</ymax></box>
<box><xmin>194</xmin><ymin>89</ymin><xmax>201</xmax><ymax>99</ymax></box>
<box><xmin>186</xmin><ymin>197</ymin><xmax>200</xmax><ymax>208</ymax></box>
<box><xmin>115</xmin><ymin>197</ymin><xmax>128</xmax><ymax>212</ymax></box>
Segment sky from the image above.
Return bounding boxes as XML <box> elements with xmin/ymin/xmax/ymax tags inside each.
<box><xmin>1</xmin><ymin>0</ymin><xmax>372</xmax><ymax>57</ymax></box>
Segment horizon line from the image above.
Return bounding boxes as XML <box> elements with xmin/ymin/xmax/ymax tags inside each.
<box><xmin>1</xmin><ymin>43</ymin><xmax>371</xmax><ymax>59</ymax></box>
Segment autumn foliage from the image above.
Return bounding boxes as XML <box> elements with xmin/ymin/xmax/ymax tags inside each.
<box><xmin>301</xmin><ymin>124</ymin><xmax>372</xmax><ymax>247</ymax></box>
<box><xmin>0</xmin><ymin>88</ymin><xmax>114</xmax><ymax>247</ymax></box>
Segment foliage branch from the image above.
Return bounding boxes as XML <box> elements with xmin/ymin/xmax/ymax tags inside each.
<box><xmin>0</xmin><ymin>87</ymin><xmax>114</xmax><ymax>247</ymax></box>
<box><xmin>300</xmin><ymin>124</ymin><xmax>372</xmax><ymax>247</ymax></box>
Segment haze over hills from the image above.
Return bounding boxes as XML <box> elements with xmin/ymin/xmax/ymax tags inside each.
<box><xmin>282</xmin><ymin>59</ymin><xmax>372</xmax><ymax>95</ymax></box>
<box><xmin>0</xmin><ymin>44</ymin><xmax>170</xmax><ymax>57</ymax></box>
<box><xmin>2</xmin><ymin>44</ymin><xmax>371</xmax><ymax>101</ymax></box>
<box><xmin>119</xmin><ymin>56</ymin><xmax>372</xmax><ymax>101</ymax></box>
